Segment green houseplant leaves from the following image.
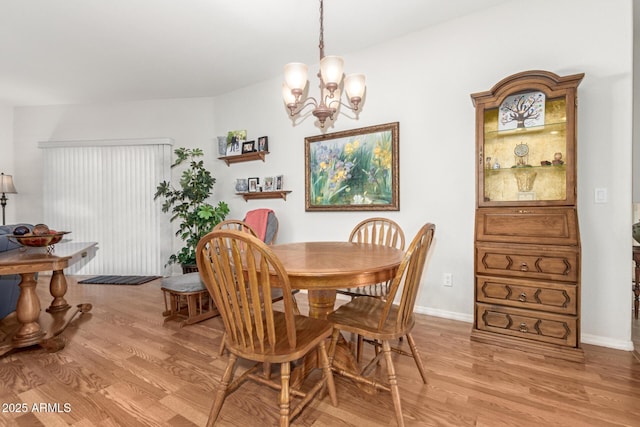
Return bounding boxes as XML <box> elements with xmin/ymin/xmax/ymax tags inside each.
<box><xmin>154</xmin><ymin>147</ymin><xmax>229</xmax><ymax>268</ymax></box>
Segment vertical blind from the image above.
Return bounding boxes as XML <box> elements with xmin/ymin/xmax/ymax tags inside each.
<box><xmin>39</xmin><ymin>139</ymin><xmax>173</xmax><ymax>276</ymax></box>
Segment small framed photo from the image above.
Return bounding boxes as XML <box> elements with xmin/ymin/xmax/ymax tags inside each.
<box><xmin>226</xmin><ymin>136</ymin><xmax>242</xmax><ymax>156</ymax></box>
<box><xmin>263</xmin><ymin>176</ymin><xmax>275</xmax><ymax>192</ymax></box>
<box><xmin>248</xmin><ymin>177</ymin><xmax>259</xmax><ymax>192</ymax></box>
<box><xmin>257</xmin><ymin>136</ymin><xmax>269</xmax><ymax>152</ymax></box>
<box><xmin>275</xmin><ymin>175</ymin><xmax>284</xmax><ymax>190</ymax></box>
<box><xmin>242</xmin><ymin>140</ymin><xmax>256</xmax><ymax>154</ymax></box>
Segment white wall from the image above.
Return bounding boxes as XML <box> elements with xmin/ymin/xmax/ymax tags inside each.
<box><xmin>633</xmin><ymin>0</ymin><xmax>640</xmax><ymax>204</ymax></box>
<box><xmin>11</xmin><ymin>0</ymin><xmax>634</xmax><ymax>349</ymax></box>
<box><xmin>0</xmin><ymin>105</ymin><xmax>16</xmax><ymax>223</ymax></box>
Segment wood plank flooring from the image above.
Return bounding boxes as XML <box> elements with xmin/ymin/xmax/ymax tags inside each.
<box><xmin>0</xmin><ymin>275</ymin><xmax>638</xmax><ymax>426</ymax></box>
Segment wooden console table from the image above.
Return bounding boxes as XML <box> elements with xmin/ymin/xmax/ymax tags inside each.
<box><xmin>0</xmin><ymin>241</ymin><xmax>97</xmax><ymax>356</ymax></box>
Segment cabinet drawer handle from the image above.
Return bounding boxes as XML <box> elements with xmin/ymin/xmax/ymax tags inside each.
<box><xmin>519</xmin><ymin>322</ymin><xmax>528</xmax><ymax>333</ymax></box>
<box><xmin>518</xmin><ymin>292</ymin><xmax>527</xmax><ymax>302</ymax></box>
<box><xmin>520</xmin><ymin>262</ymin><xmax>529</xmax><ymax>272</ymax></box>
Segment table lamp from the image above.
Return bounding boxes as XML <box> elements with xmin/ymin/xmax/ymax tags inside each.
<box><xmin>0</xmin><ymin>173</ymin><xmax>18</xmax><ymax>225</ymax></box>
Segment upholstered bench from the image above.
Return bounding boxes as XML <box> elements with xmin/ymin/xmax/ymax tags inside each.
<box><xmin>161</xmin><ymin>272</ymin><xmax>218</xmax><ymax>326</ymax></box>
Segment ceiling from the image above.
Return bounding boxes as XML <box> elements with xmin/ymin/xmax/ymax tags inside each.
<box><xmin>0</xmin><ymin>0</ymin><xmax>512</xmax><ymax>107</ymax></box>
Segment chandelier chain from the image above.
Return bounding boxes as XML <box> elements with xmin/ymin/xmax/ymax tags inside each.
<box><xmin>318</xmin><ymin>0</ymin><xmax>324</xmax><ymax>60</ymax></box>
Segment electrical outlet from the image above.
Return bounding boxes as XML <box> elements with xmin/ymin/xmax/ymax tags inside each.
<box><xmin>443</xmin><ymin>273</ymin><xmax>453</xmax><ymax>287</ymax></box>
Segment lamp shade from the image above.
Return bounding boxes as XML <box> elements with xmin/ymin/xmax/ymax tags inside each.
<box><xmin>284</xmin><ymin>62</ymin><xmax>309</xmax><ymax>92</ymax></box>
<box><xmin>0</xmin><ymin>173</ymin><xmax>17</xmax><ymax>194</ymax></box>
<box><xmin>319</xmin><ymin>55</ymin><xmax>344</xmax><ymax>86</ymax></box>
<box><xmin>345</xmin><ymin>73</ymin><xmax>366</xmax><ymax>100</ymax></box>
<box><xmin>282</xmin><ymin>83</ymin><xmax>297</xmax><ymax>105</ymax></box>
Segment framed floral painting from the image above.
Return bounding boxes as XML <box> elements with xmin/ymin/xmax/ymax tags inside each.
<box><xmin>305</xmin><ymin>122</ymin><xmax>399</xmax><ymax>211</ymax></box>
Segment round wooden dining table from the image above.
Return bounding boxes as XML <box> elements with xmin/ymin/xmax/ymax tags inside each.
<box><xmin>270</xmin><ymin>241</ymin><xmax>404</xmax><ymax>319</ymax></box>
<box><xmin>269</xmin><ymin>241</ymin><xmax>404</xmax><ymax>388</ymax></box>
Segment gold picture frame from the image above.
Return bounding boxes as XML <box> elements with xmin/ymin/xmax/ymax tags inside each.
<box><xmin>305</xmin><ymin>122</ymin><xmax>399</xmax><ymax>211</ymax></box>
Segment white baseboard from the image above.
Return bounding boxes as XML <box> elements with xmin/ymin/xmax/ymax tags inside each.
<box><xmin>414</xmin><ymin>305</ymin><xmax>473</xmax><ymax>323</ymax></box>
<box><xmin>581</xmin><ymin>333</ymin><xmax>634</xmax><ymax>351</ymax></box>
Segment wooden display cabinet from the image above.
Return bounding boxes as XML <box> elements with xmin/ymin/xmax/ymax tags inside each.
<box><xmin>470</xmin><ymin>70</ymin><xmax>585</xmax><ymax>362</ymax></box>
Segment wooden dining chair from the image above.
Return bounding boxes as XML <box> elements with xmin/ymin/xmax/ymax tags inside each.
<box><xmin>244</xmin><ymin>208</ymin><xmax>279</xmax><ymax>245</ymax></box>
<box><xmin>337</xmin><ymin>217</ymin><xmax>406</xmax><ymax>299</ymax></box>
<box><xmin>336</xmin><ymin>217</ymin><xmax>406</xmax><ymax>360</ymax></box>
<box><xmin>213</xmin><ymin>219</ymin><xmax>260</xmax><ymax>237</ymax></box>
<box><xmin>327</xmin><ymin>223</ymin><xmax>435</xmax><ymax>427</ymax></box>
<box><xmin>197</xmin><ymin>230</ymin><xmax>338</xmax><ymax>427</ymax></box>
<box><xmin>213</xmin><ymin>219</ymin><xmax>298</xmax><ymax>356</ymax></box>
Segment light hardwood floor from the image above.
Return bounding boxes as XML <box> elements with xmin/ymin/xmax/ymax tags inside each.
<box><xmin>1</xmin><ymin>275</ymin><xmax>639</xmax><ymax>427</ymax></box>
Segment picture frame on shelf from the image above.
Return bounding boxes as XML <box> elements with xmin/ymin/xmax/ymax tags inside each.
<box><xmin>242</xmin><ymin>140</ymin><xmax>256</xmax><ymax>154</ymax></box>
<box><xmin>226</xmin><ymin>136</ymin><xmax>242</xmax><ymax>156</ymax></box>
<box><xmin>257</xmin><ymin>136</ymin><xmax>269</xmax><ymax>152</ymax></box>
<box><xmin>248</xmin><ymin>177</ymin><xmax>259</xmax><ymax>192</ymax></box>
<box><xmin>263</xmin><ymin>176</ymin><xmax>275</xmax><ymax>191</ymax></box>
<box><xmin>275</xmin><ymin>175</ymin><xmax>284</xmax><ymax>190</ymax></box>
<box><xmin>305</xmin><ymin>122</ymin><xmax>399</xmax><ymax>211</ymax></box>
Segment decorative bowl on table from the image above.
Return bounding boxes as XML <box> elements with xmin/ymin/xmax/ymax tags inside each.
<box><xmin>9</xmin><ymin>231</ymin><xmax>71</xmax><ymax>253</ymax></box>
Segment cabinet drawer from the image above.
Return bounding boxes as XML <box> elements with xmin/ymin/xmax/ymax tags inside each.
<box><xmin>476</xmin><ymin>243</ymin><xmax>578</xmax><ymax>282</ymax></box>
<box><xmin>476</xmin><ymin>207</ymin><xmax>579</xmax><ymax>245</ymax></box>
<box><xmin>476</xmin><ymin>276</ymin><xmax>577</xmax><ymax>315</ymax></box>
<box><xmin>476</xmin><ymin>303</ymin><xmax>577</xmax><ymax>347</ymax></box>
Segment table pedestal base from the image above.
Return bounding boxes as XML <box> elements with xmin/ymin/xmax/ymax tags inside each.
<box><xmin>0</xmin><ymin>303</ymin><xmax>92</xmax><ymax>356</ymax></box>
<box><xmin>290</xmin><ymin>289</ymin><xmax>371</xmax><ymax>392</ymax></box>
<box><xmin>0</xmin><ymin>242</ymin><xmax>97</xmax><ymax>357</ymax></box>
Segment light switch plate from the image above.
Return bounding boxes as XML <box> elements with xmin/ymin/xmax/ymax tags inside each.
<box><xmin>594</xmin><ymin>187</ymin><xmax>608</xmax><ymax>204</ymax></box>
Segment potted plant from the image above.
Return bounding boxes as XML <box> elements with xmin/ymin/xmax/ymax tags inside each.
<box><xmin>154</xmin><ymin>147</ymin><xmax>229</xmax><ymax>273</ymax></box>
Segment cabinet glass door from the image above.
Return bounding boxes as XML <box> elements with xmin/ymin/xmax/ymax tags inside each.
<box><xmin>482</xmin><ymin>94</ymin><xmax>568</xmax><ymax>203</ymax></box>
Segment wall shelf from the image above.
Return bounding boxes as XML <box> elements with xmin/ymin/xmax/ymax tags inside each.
<box><xmin>219</xmin><ymin>151</ymin><xmax>268</xmax><ymax>166</ymax></box>
<box><xmin>237</xmin><ymin>191</ymin><xmax>291</xmax><ymax>202</ymax></box>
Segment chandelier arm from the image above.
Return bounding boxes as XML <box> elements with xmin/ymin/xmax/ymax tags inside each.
<box><xmin>288</xmin><ymin>97</ymin><xmax>320</xmax><ymax>116</ymax></box>
<box><xmin>333</xmin><ymin>100</ymin><xmax>361</xmax><ymax>113</ymax></box>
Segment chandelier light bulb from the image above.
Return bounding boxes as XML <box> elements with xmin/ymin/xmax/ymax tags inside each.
<box><xmin>344</xmin><ymin>73</ymin><xmax>366</xmax><ymax>106</ymax></box>
<box><xmin>284</xmin><ymin>63</ymin><xmax>309</xmax><ymax>94</ymax></box>
<box><xmin>319</xmin><ymin>55</ymin><xmax>344</xmax><ymax>92</ymax></box>
<box><xmin>282</xmin><ymin>83</ymin><xmax>297</xmax><ymax>106</ymax></box>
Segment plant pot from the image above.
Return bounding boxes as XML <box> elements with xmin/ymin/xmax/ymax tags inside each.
<box><xmin>182</xmin><ymin>264</ymin><xmax>198</xmax><ymax>274</ymax></box>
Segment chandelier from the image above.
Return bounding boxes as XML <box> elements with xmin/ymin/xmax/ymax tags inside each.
<box><xmin>282</xmin><ymin>0</ymin><xmax>366</xmax><ymax>128</ymax></box>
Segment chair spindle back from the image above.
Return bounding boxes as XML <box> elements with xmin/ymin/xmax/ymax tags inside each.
<box><xmin>213</xmin><ymin>219</ymin><xmax>258</xmax><ymax>237</ymax></box>
<box><xmin>196</xmin><ymin>230</ymin><xmax>297</xmax><ymax>353</ymax></box>
<box><xmin>349</xmin><ymin>217</ymin><xmax>405</xmax><ymax>250</ymax></box>
<box><xmin>378</xmin><ymin>223</ymin><xmax>435</xmax><ymax>331</ymax></box>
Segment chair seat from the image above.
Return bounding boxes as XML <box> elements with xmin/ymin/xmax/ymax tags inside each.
<box><xmin>161</xmin><ymin>272</ymin><xmax>205</xmax><ymax>293</ymax></box>
<box><xmin>328</xmin><ymin>296</ymin><xmax>414</xmax><ymax>341</ymax></box>
<box><xmin>161</xmin><ymin>273</ymin><xmax>218</xmax><ymax>326</ymax></box>
<box><xmin>336</xmin><ymin>283</ymin><xmax>389</xmax><ymax>299</ymax></box>
<box><xmin>228</xmin><ymin>312</ymin><xmax>333</xmax><ymax>363</ymax></box>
